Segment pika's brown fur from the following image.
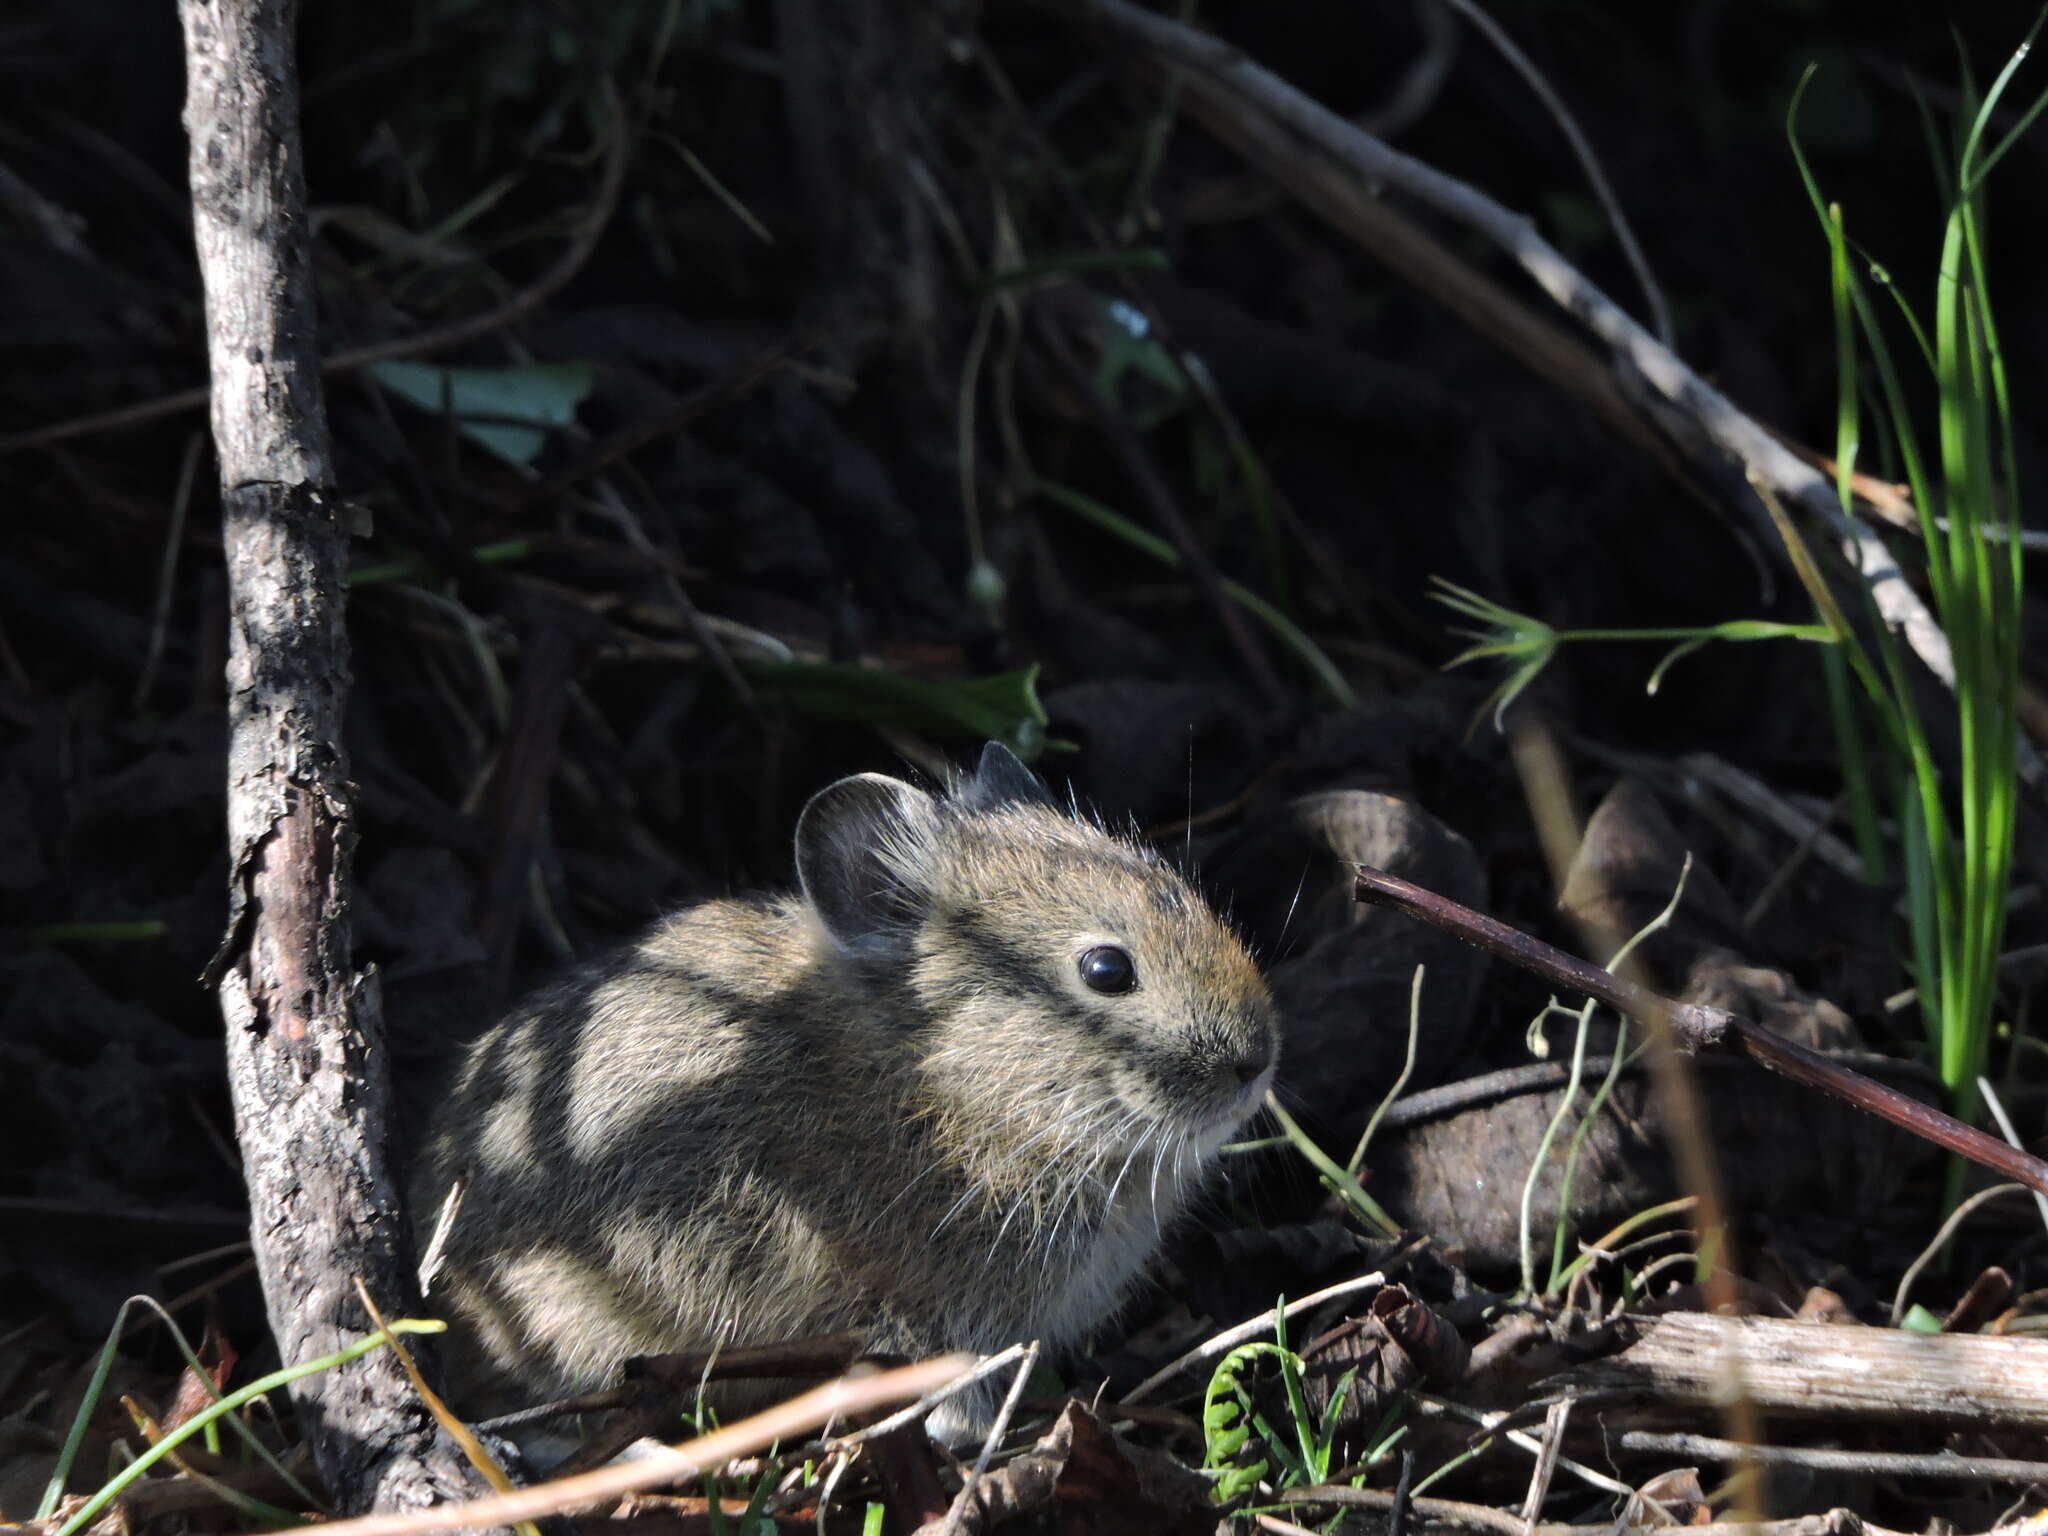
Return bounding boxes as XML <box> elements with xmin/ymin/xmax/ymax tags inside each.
<box><xmin>413</xmin><ymin>743</ymin><xmax>1276</xmax><ymax>1433</ymax></box>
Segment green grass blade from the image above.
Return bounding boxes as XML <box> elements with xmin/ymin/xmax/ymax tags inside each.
<box><xmin>1035</xmin><ymin>478</ymin><xmax>1356</xmax><ymax>706</ymax></box>
<box><xmin>37</xmin><ymin>1302</ymin><xmax>134</xmax><ymax>1519</ymax></box>
<box><xmin>1519</xmin><ymin>997</ymin><xmax>1595</xmax><ymax>1299</ymax></box>
<box><xmin>1822</xmin><ymin>647</ymin><xmax>1886</xmax><ymax>881</ymax></box>
<box><xmin>53</xmin><ymin>1322</ymin><xmax>445</xmax><ymax>1536</ymax></box>
<box><xmin>1264</xmin><ymin>1093</ymin><xmax>1402</xmax><ymax>1239</ymax></box>
<box><xmin>1957</xmin><ymin>14</ymin><xmax>2048</xmax><ymax>191</ymax></box>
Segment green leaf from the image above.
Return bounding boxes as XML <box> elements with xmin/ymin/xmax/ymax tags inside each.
<box><xmin>368</xmin><ymin>361</ymin><xmax>596</xmax><ymax>468</ymax></box>
<box><xmin>740</xmin><ymin>661</ymin><xmax>1049</xmax><ymax>759</ymax></box>
<box><xmin>1898</xmin><ymin>1303</ymin><xmax>1945</xmax><ymax>1334</ymax></box>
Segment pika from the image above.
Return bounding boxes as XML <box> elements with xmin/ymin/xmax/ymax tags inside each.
<box><xmin>413</xmin><ymin>743</ymin><xmax>1277</xmax><ymax>1434</ymax></box>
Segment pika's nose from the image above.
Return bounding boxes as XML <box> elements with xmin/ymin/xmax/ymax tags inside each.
<box><xmin>1232</xmin><ymin>1037</ymin><xmax>1273</xmax><ymax>1086</ymax></box>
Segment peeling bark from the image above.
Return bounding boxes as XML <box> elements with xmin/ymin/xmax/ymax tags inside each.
<box><xmin>179</xmin><ymin>0</ymin><xmax>492</xmax><ymax>1516</ymax></box>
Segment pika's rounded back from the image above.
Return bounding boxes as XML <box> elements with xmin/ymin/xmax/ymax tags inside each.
<box><xmin>414</xmin><ymin>742</ymin><xmax>1277</xmax><ymax>1432</ymax></box>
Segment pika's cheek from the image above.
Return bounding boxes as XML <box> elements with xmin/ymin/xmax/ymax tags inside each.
<box><xmin>1101</xmin><ymin>1058</ymin><xmax>1181</xmax><ymax>1119</ymax></box>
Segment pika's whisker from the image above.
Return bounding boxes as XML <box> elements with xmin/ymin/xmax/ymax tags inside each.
<box><xmin>1270</xmin><ymin>859</ymin><xmax>1313</xmax><ymax>961</ymax></box>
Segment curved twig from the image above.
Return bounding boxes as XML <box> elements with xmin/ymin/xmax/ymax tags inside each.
<box><xmin>1432</xmin><ymin>0</ymin><xmax>1672</xmax><ymax>347</ymax></box>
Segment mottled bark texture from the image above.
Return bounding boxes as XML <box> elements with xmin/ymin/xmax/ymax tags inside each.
<box><xmin>178</xmin><ymin>0</ymin><xmax>490</xmax><ymax>1516</ymax></box>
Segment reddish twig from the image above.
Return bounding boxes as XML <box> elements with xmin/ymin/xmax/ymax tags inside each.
<box><xmin>1353</xmin><ymin>863</ymin><xmax>2048</xmax><ymax>1198</ymax></box>
<box><xmin>280</xmin><ymin>1358</ymin><xmax>970</xmax><ymax>1536</ymax></box>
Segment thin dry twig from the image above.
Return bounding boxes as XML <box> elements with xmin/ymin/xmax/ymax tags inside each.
<box><xmin>931</xmin><ymin>1341</ymin><xmax>1040</xmax><ymax>1536</ymax></box>
<box><xmin>1353</xmin><ymin>863</ymin><xmax>2048</xmax><ymax>1199</ymax></box>
<box><xmin>1676</xmin><ymin>752</ymin><xmax>1866</xmax><ymax>884</ymax></box>
<box><xmin>1123</xmin><ymin>1269</ymin><xmax>1388</xmax><ymax>1404</ymax></box>
<box><xmin>1977</xmin><ymin>1077</ymin><xmax>2048</xmax><ymax>1236</ymax></box>
<box><xmin>1252</xmin><ymin>1515</ymin><xmax>1325</xmax><ymax>1536</ymax></box>
<box><xmin>1430</xmin><ymin>0</ymin><xmax>1671</xmax><ymax>346</ymax></box>
<box><xmin>1280</xmin><ymin>1486</ymin><xmax>1912</xmax><ymax>1536</ymax></box>
<box><xmin>1890</xmin><ymin>1183</ymin><xmax>2032</xmax><ymax>1324</ymax></box>
<box><xmin>827</xmin><ymin>1344</ymin><xmax>1034</xmax><ymax>1450</ymax></box>
<box><xmin>1041</xmin><ymin>335</ymin><xmax>1289</xmax><ymax>711</ymax></box>
<box><xmin>278</xmin><ymin>1357</ymin><xmax>970</xmax><ymax>1536</ymax></box>
<box><xmin>132</xmin><ymin>428</ymin><xmax>206</xmax><ymax>708</ymax></box>
<box><xmin>1515</xmin><ymin>1397</ymin><xmax>1570</xmax><ymax>1531</ymax></box>
<box><xmin>1619</xmin><ymin>1431</ymin><xmax>2048</xmax><ymax>1486</ymax></box>
<box><xmin>1416</xmin><ymin>1395</ymin><xmax>1631</xmax><ymax>1500</ymax></box>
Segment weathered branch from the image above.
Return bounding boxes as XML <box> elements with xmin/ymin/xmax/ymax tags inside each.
<box><xmin>1553</xmin><ymin>1312</ymin><xmax>2048</xmax><ymax>1430</ymax></box>
<box><xmin>1037</xmin><ymin>0</ymin><xmax>2006</xmax><ymax>766</ymax></box>
<box><xmin>1282</xmin><ymin>1485</ymin><xmax>1912</xmax><ymax>1536</ymax></box>
<box><xmin>179</xmin><ymin>0</ymin><xmax>491</xmax><ymax>1515</ymax></box>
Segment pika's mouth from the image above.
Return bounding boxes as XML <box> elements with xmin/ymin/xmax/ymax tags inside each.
<box><xmin>1192</xmin><ymin>1064</ymin><xmax>1274</xmax><ymax>1151</ymax></box>
<box><xmin>1105</xmin><ymin>1045</ymin><xmax>1276</xmax><ymax>1157</ymax></box>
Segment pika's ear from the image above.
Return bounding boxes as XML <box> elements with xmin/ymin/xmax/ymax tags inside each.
<box><xmin>956</xmin><ymin>740</ymin><xmax>1054</xmax><ymax>813</ymax></box>
<box><xmin>796</xmin><ymin>773</ymin><xmax>942</xmax><ymax>953</ymax></box>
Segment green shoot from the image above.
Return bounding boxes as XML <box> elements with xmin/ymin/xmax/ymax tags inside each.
<box><xmin>1516</xmin><ymin>996</ymin><xmax>1597</xmax><ymax>1301</ymax></box>
<box><xmin>1201</xmin><ymin>1301</ymin><xmax>1363</xmax><ymax>1502</ymax></box>
<box><xmin>1787</xmin><ymin>31</ymin><xmax>2039</xmax><ymax>1144</ymax></box>
<box><xmin>34</xmin><ymin>1294</ymin><xmax>323</xmax><ymax>1521</ymax></box>
<box><xmin>1549</xmin><ymin>1196</ymin><xmax>1701</xmax><ymax>1303</ymax></box>
<box><xmin>1264</xmin><ymin>1092</ymin><xmax>1402</xmax><ymax>1240</ymax></box>
<box><xmin>1545</xmin><ymin>1029</ymin><xmax>1637</xmax><ymax>1298</ymax></box>
<box><xmin>1514</xmin><ymin>856</ymin><xmax>1690</xmax><ymax>1297</ymax></box>
<box><xmin>1349</xmin><ymin>965</ymin><xmax>1424</xmax><ymax>1177</ymax></box>
<box><xmin>1035</xmin><ymin>478</ymin><xmax>1356</xmax><ymax>708</ymax></box>
<box><xmin>1430</xmin><ymin>578</ymin><xmax>1830</xmax><ymax>730</ymax></box>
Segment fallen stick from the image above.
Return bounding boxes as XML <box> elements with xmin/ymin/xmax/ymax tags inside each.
<box><xmin>1353</xmin><ymin>863</ymin><xmax>2048</xmax><ymax>1199</ymax></box>
<box><xmin>1555</xmin><ymin>1313</ymin><xmax>2048</xmax><ymax>1431</ymax></box>
<box><xmin>1280</xmin><ymin>1485</ymin><xmax>1914</xmax><ymax>1536</ymax></box>
<box><xmin>280</xmin><ymin>1357</ymin><xmax>970</xmax><ymax>1536</ymax></box>
<box><xmin>1618</xmin><ymin>1430</ymin><xmax>2048</xmax><ymax>1486</ymax></box>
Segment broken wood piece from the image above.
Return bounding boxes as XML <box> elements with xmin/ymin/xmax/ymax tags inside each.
<box><xmin>1278</xmin><ymin>1485</ymin><xmax>1911</xmax><ymax>1536</ymax></box>
<box><xmin>1618</xmin><ymin>1430</ymin><xmax>2048</xmax><ymax>1486</ymax></box>
<box><xmin>1551</xmin><ymin>1313</ymin><xmax>2048</xmax><ymax>1430</ymax></box>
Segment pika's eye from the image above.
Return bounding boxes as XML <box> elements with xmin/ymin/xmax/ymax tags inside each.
<box><xmin>1079</xmin><ymin>945</ymin><xmax>1137</xmax><ymax>995</ymax></box>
